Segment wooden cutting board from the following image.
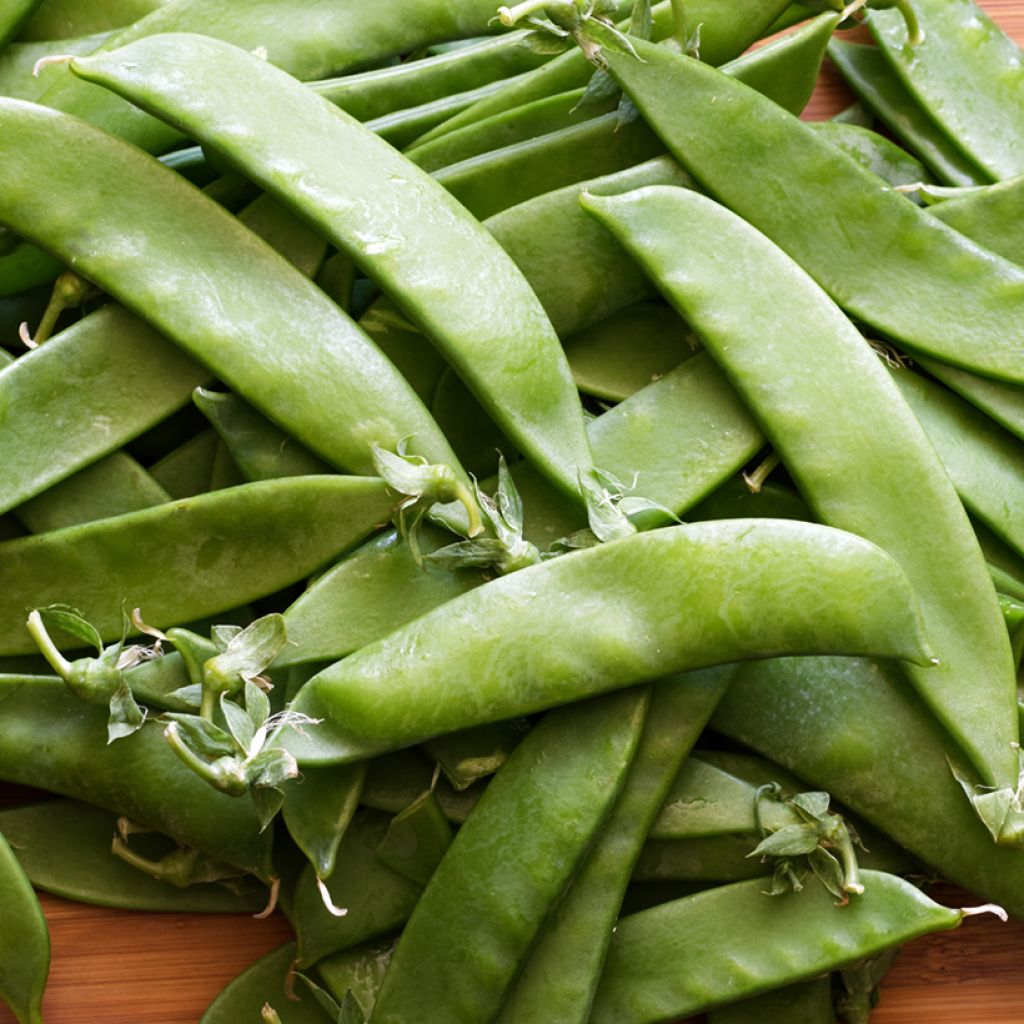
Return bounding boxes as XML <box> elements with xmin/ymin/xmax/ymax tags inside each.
<box><xmin>4</xmin><ymin>2</ymin><xmax>1024</xmax><ymax>1021</ymax></box>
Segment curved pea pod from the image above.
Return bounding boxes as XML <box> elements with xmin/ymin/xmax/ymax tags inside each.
<box><xmin>282</xmin><ymin>763</ymin><xmax>366</xmax><ymax>882</ymax></box>
<box><xmin>0</xmin><ymin>30</ymin><xmax>111</xmax><ymax>103</ymax></box>
<box><xmin>928</xmin><ymin>173</ymin><xmax>1024</xmax><ymax>266</ymax></box>
<box><xmin>0</xmin><ymin>476</ymin><xmax>392</xmax><ymax>655</ymax></box>
<box><xmin>316</xmin><ymin>941</ymin><xmax>394</xmax><ymax>1021</ymax></box>
<box><xmin>0</xmin><ymin>798</ymin><xmax>268</xmax><ymax>912</ymax></box>
<box><xmin>582</xmin><ymin>186</ymin><xmax>1017</xmax><ymax>802</ymax></box>
<box><xmin>679</xmin><ymin>0</ymin><xmax>794</xmax><ymax>66</ymax></box>
<box><xmin>603</xmin><ymin>39</ymin><xmax>1024</xmax><ymax>383</ymax></box>
<box><xmin>811</xmin><ymin>121</ymin><xmax>932</xmax><ymax>189</ymax></box>
<box><xmin>870</xmin><ymin>0</ymin><xmax>1023</xmax><ymax>181</ymax></box>
<box><xmin>707</xmin><ymin>977</ymin><xmax>836</xmax><ymax>1024</ymax></box>
<box><xmin>290</xmin><ymin>809</ymin><xmax>422</xmax><ymax>969</ymax></box>
<box><xmin>369</xmin><ymin>688</ymin><xmax>647</xmax><ymax>1024</ymax></box>
<box><xmin>18</xmin><ymin>0</ymin><xmax>166</xmax><ymax>41</ymax></box>
<box><xmin>0</xmin><ymin>100</ymin><xmax>464</xmax><ymax>483</ymax></box>
<box><xmin>201</xmin><ymin>941</ymin><xmax>329</xmax><ymax>1024</ymax></box>
<box><xmin>889</xmin><ymin>368</ymin><xmax>1024</xmax><ymax>561</ymax></box>
<box><xmin>72</xmin><ymin>36</ymin><xmax>597</xmax><ymax>513</ymax></box>
<box><xmin>632</xmin><ymin>834</ymin><xmax>767</xmax><ymax>883</ymax></box>
<box><xmin>284</xmin><ymin>519</ymin><xmax>932</xmax><ymax>766</ymax></box>
<box><xmin>0</xmin><ymin>826</ymin><xmax>48</xmax><ymax>1024</ymax></box>
<box><xmin>149</xmin><ymin>429</ymin><xmax>220</xmax><ymax>500</ymax></box>
<box><xmin>374</xmin><ymin>788</ymin><xmax>452</xmax><ymax>886</ymax></box>
<box><xmin>590</xmin><ymin>872</ymin><xmax>968</xmax><ymax>1024</ymax></box>
<box><xmin>826</xmin><ymin>40</ymin><xmax>986</xmax><ymax>187</ymax></box>
<box><xmin>0</xmin><ymin>677</ymin><xmax>273</xmax><ymax>878</ymax></box>
<box><xmin>710</xmin><ymin>656</ymin><xmax>1024</xmax><ymax>919</ymax></box>
<box><xmin>0</xmin><ymin>0</ymin><xmax>42</xmax><ymax>47</ymax></box>
<box><xmin>429</xmin><ymin>368</ymin><xmax>514</xmax><ymax>480</ymax></box>
<box><xmin>494</xmin><ymin>669</ymin><xmax>731</xmax><ymax>1024</ymax></box>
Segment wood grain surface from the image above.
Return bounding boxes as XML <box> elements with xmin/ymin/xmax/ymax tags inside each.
<box><xmin>4</xmin><ymin>3</ymin><xmax>1024</xmax><ymax>1022</ymax></box>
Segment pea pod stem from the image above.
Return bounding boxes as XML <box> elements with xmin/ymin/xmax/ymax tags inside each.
<box><xmin>24</xmin><ymin>610</ymin><xmax>73</xmax><ymax>679</ymax></box>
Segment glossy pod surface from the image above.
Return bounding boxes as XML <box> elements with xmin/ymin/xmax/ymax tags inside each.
<box><xmin>284</xmin><ymin>519</ymin><xmax>931</xmax><ymax>764</ymax></box>
<box><xmin>0</xmin><ymin>826</ymin><xmax>48</xmax><ymax>1024</ymax></box>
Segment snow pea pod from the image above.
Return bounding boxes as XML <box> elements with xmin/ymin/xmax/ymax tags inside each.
<box><xmin>284</xmin><ymin>519</ymin><xmax>931</xmax><ymax>765</ymax></box>
<box><xmin>0</xmin><ymin>29</ymin><xmax>110</xmax><ymax>102</ymax></box>
<box><xmin>915</xmin><ymin>357</ymin><xmax>1024</xmax><ymax>444</ymax></box>
<box><xmin>889</xmin><ymin>368</ymin><xmax>1024</xmax><ymax>561</ymax></box>
<box><xmin>72</xmin><ymin>36</ymin><xmax>595</xmax><ymax>512</ymax></box>
<box><xmin>201</xmin><ymin>941</ymin><xmax>329</xmax><ymax>1024</ymax></box>
<box><xmin>310</xmin><ymin>29</ymin><xmax>548</xmax><ymax>124</ymax></box>
<box><xmin>811</xmin><ymin>121</ymin><xmax>932</xmax><ymax>189</ymax></box>
<box><xmin>494</xmin><ymin>668</ymin><xmax>731</xmax><ymax>1024</ymax></box>
<box><xmin>0</xmin><ymin>826</ymin><xmax>48</xmax><ymax>1024</ymax></box>
<box><xmin>0</xmin><ymin>0</ymin><xmax>42</xmax><ymax>47</ymax></box>
<box><xmin>826</xmin><ymin>40</ymin><xmax>986</xmax><ymax>187</ymax></box>
<box><xmin>290</xmin><ymin>809</ymin><xmax>423</xmax><ymax>969</ymax></box>
<box><xmin>0</xmin><ymin>476</ymin><xmax>392</xmax><ymax>654</ymax></box>
<box><xmin>870</xmin><ymin>0</ymin><xmax>1024</xmax><ymax>181</ymax></box>
<box><xmin>590</xmin><ymin>872</ymin><xmax>964</xmax><ymax>1024</ymax></box>
<box><xmin>18</xmin><ymin>0</ymin><xmax>165</xmax><ymax>40</ymax></box>
<box><xmin>601</xmin><ymin>39</ymin><xmax>1024</xmax><ymax>383</ymax></box>
<box><xmin>680</xmin><ymin>0</ymin><xmax>794</xmax><ymax>66</ymax></box>
<box><xmin>194</xmin><ymin>389</ymin><xmax>330</xmax><ymax>483</ymax></box>
<box><xmin>928</xmin><ymin>173</ymin><xmax>1024</xmax><ymax>266</ymax></box>
<box><xmin>13</xmin><ymin>451</ymin><xmax>170</xmax><ymax>533</ymax></box>
<box><xmin>148</xmin><ymin>429</ymin><xmax>219</xmax><ymax>500</ymax></box>
<box><xmin>316</xmin><ymin>941</ymin><xmax>393</xmax><ymax>1020</ymax></box>
<box><xmin>707</xmin><ymin>977</ymin><xmax>836</xmax><ymax>1024</ymax></box>
<box><xmin>582</xmin><ymin>185</ymin><xmax>1017</xmax><ymax>791</ymax></box>
<box><xmin>0</xmin><ymin>100</ymin><xmax>463</xmax><ymax>483</ymax></box>
<box><xmin>0</xmin><ymin>798</ymin><xmax>267</xmax><ymax>912</ymax></box>
<box><xmin>710</xmin><ymin>656</ymin><xmax>1024</xmax><ymax>921</ymax></box>
<box><xmin>0</xmin><ymin>676</ymin><xmax>272</xmax><ymax>877</ymax></box>
<box><xmin>370</xmin><ymin>688</ymin><xmax>647</xmax><ymax>1024</ymax></box>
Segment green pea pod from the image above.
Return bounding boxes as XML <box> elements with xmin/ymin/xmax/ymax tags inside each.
<box><xmin>0</xmin><ymin>476</ymin><xmax>392</xmax><ymax>654</ymax></box>
<box><xmin>421</xmin><ymin>720</ymin><xmax>527</xmax><ymax>791</ymax></box>
<box><xmin>201</xmin><ymin>941</ymin><xmax>330</xmax><ymax>1024</ymax></box>
<box><xmin>827</xmin><ymin>40</ymin><xmax>986</xmax><ymax>187</ymax></box>
<box><xmin>0</xmin><ymin>798</ymin><xmax>268</xmax><ymax>912</ymax></box>
<box><xmin>680</xmin><ymin>0</ymin><xmax>794</xmax><ymax>66</ymax></box>
<box><xmin>311</xmin><ymin>30</ymin><xmax>549</xmax><ymax>124</ymax></box>
<box><xmin>0</xmin><ymin>677</ymin><xmax>272</xmax><ymax>878</ymax></box>
<box><xmin>71</xmin><ymin>35</ymin><xmax>598</xmax><ymax>514</ymax></box>
<box><xmin>710</xmin><ymin>655</ymin><xmax>1024</xmax><ymax>921</ymax></box>
<box><xmin>928</xmin><ymin>173</ymin><xmax>1024</xmax><ymax>266</ymax></box>
<box><xmin>707</xmin><ymin>977</ymin><xmax>836</xmax><ymax>1024</ymax></box>
<box><xmin>889</xmin><ymin>368</ymin><xmax>1024</xmax><ymax>562</ymax></box>
<box><xmin>0</xmin><ymin>0</ymin><xmax>42</xmax><ymax>47</ymax></box>
<box><xmin>917</xmin><ymin>356</ymin><xmax>1024</xmax><ymax>446</ymax></box>
<box><xmin>811</xmin><ymin>121</ymin><xmax>933</xmax><ymax>188</ymax></box>
<box><xmin>374</xmin><ymin>788</ymin><xmax>452</xmax><ymax>886</ymax></box>
<box><xmin>601</xmin><ymin>39</ymin><xmax>1024</xmax><ymax>383</ymax></box>
<box><xmin>370</xmin><ymin>688</ymin><xmax>647</xmax><ymax>1024</ymax></box>
<box><xmin>0</xmin><ymin>30</ymin><xmax>111</xmax><ymax>102</ymax></box>
<box><xmin>149</xmin><ymin>429</ymin><xmax>220</xmax><ymax>500</ymax></box>
<box><xmin>0</xmin><ymin>101</ymin><xmax>466</xmax><ymax>490</ymax></box>
<box><xmin>282</xmin><ymin>763</ymin><xmax>367</xmax><ymax>883</ymax></box>
<box><xmin>291</xmin><ymin>809</ymin><xmax>422</xmax><ymax>969</ymax></box>
<box><xmin>494</xmin><ymin>668</ymin><xmax>731</xmax><ymax>1024</ymax></box>
<box><xmin>632</xmin><ymin>833</ymin><xmax>770</xmax><ymax>883</ymax></box>
<box><xmin>0</xmin><ymin>826</ymin><xmax>48</xmax><ymax>1024</ymax></box>
<box><xmin>194</xmin><ymin>389</ymin><xmax>331</xmax><ymax>483</ymax></box>
<box><xmin>590</xmin><ymin>872</ymin><xmax>966</xmax><ymax>1024</ymax></box>
<box><xmin>564</xmin><ymin>303</ymin><xmax>696</xmax><ymax>402</ymax></box>
<box><xmin>18</xmin><ymin>0</ymin><xmax>166</xmax><ymax>41</ymax></box>
<box><xmin>14</xmin><ymin>452</ymin><xmax>170</xmax><ymax>534</ymax></box>
<box><xmin>284</xmin><ymin>519</ymin><xmax>931</xmax><ymax>766</ymax></box>
<box><xmin>429</xmin><ymin>368</ymin><xmax>513</xmax><ymax>480</ymax></box>
<box><xmin>870</xmin><ymin>0</ymin><xmax>1023</xmax><ymax>181</ymax></box>
<box><xmin>581</xmin><ymin>185</ymin><xmax>1017</xmax><ymax>796</ymax></box>
<box><xmin>316</xmin><ymin>941</ymin><xmax>394</xmax><ymax>1021</ymax></box>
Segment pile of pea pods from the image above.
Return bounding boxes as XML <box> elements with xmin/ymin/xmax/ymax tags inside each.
<box><xmin>2</xmin><ymin>0</ymin><xmax>1024</xmax><ymax>1020</ymax></box>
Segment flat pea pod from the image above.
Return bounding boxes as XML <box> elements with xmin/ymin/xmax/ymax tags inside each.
<box><xmin>0</xmin><ymin>676</ymin><xmax>272</xmax><ymax>878</ymax></box>
<box><xmin>282</xmin><ymin>763</ymin><xmax>366</xmax><ymax>882</ymax></box>
<box><xmin>928</xmin><ymin>173</ymin><xmax>1024</xmax><ymax>266</ymax></box>
<box><xmin>680</xmin><ymin>0</ymin><xmax>795</xmax><ymax>66</ymax></box>
<box><xmin>889</xmin><ymin>367</ymin><xmax>1024</xmax><ymax>561</ymax></box>
<box><xmin>18</xmin><ymin>0</ymin><xmax>166</xmax><ymax>41</ymax></box>
<box><xmin>582</xmin><ymin>185</ymin><xmax>1017</xmax><ymax>791</ymax></box>
<box><xmin>494</xmin><ymin>668</ymin><xmax>731</xmax><ymax>1024</ymax></box>
<box><xmin>826</xmin><ymin>40</ymin><xmax>987</xmax><ymax>187</ymax></box>
<box><xmin>811</xmin><ymin>121</ymin><xmax>933</xmax><ymax>189</ymax></box>
<box><xmin>369</xmin><ymin>688</ymin><xmax>647</xmax><ymax>1024</ymax></box>
<box><xmin>0</xmin><ymin>798</ymin><xmax>268</xmax><ymax>912</ymax></box>
<box><xmin>13</xmin><ymin>451</ymin><xmax>170</xmax><ymax>533</ymax></box>
<box><xmin>590</xmin><ymin>872</ymin><xmax>963</xmax><ymax>1024</ymax></box>
<box><xmin>201</xmin><ymin>941</ymin><xmax>329</xmax><ymax>1024</ymax></box>
<box><xmin>193</xmin><ymin>389</ymin><xmax>331</xmax><ymax>483</ymax></box>
<box><xmin>290</xmin><ymin>809</ymin><xmax>422</xmax><ymax>969</ymax></box>
<box><xmin>72</xmin><ymin>36</ymin><xmax>595</xmax><ymax>511</ymax></box>
<box><xmin>284</xmin><ymin>519</ymin><xmax>931</xmax><ymax>766</ymax></box>
<box><xmin>429</xmin><ymin>368</ymin><xmax>513</xmax><ymax>480</ymax></box>
<box><xmin>0</xmin><ymin>826</ymin><xmax>48</xmax><ymax>1024</ymax></box>
<box><xmin>870</xmin><ymin>0</ymin><xmax>1024</xmax><ymax>181</ymax></box>
<box><xmin>316</xmin><ymin>941</ymin><xmax>394</xmax><ymax>1020</ymax></box>
<box><xmin>148</xmin><ymin>429</ymin><xmax>219</xmax><ymax>500</ymax></box>
<box><xmin>915</xmin><ymin>356</ymin><xmax>1024</xmax><ymax>444</ymax></box>
<box><xmin>0</xmin><ymin>476</ymin><xmax>392</xmax><ymax>654</ymax></box>
<box><xmin>0</xmin><ymin>0</ymin><xmax>43</xmax><ymax>47</ymax></box>
<box><xmin>601</xmin><ymin>39</ymin><xmax>1024</xmax><ymax>383</ymax></box>
<box><xmin>374</xmin><ymin>788</ymin><xmax>452</xmax><ymax>886</ymax></box>
<box><xmin>311</xmin><ymin>29</ymin><xmax>548</xmax><ymax>124</ymax></box>
<box><xmin>0</xmin><ymin>100</ymin><xmax>463</xmax><ymax>483</ymax></box>
<box><xmin>0</xmin><ymin>29</ymin><xmax>110</xmax><ymax>102</ymax></box>
<box><xmin>707</xmin><ymin>977</ymin><xmax>836</xmax><ymax>1024</ymax></box>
